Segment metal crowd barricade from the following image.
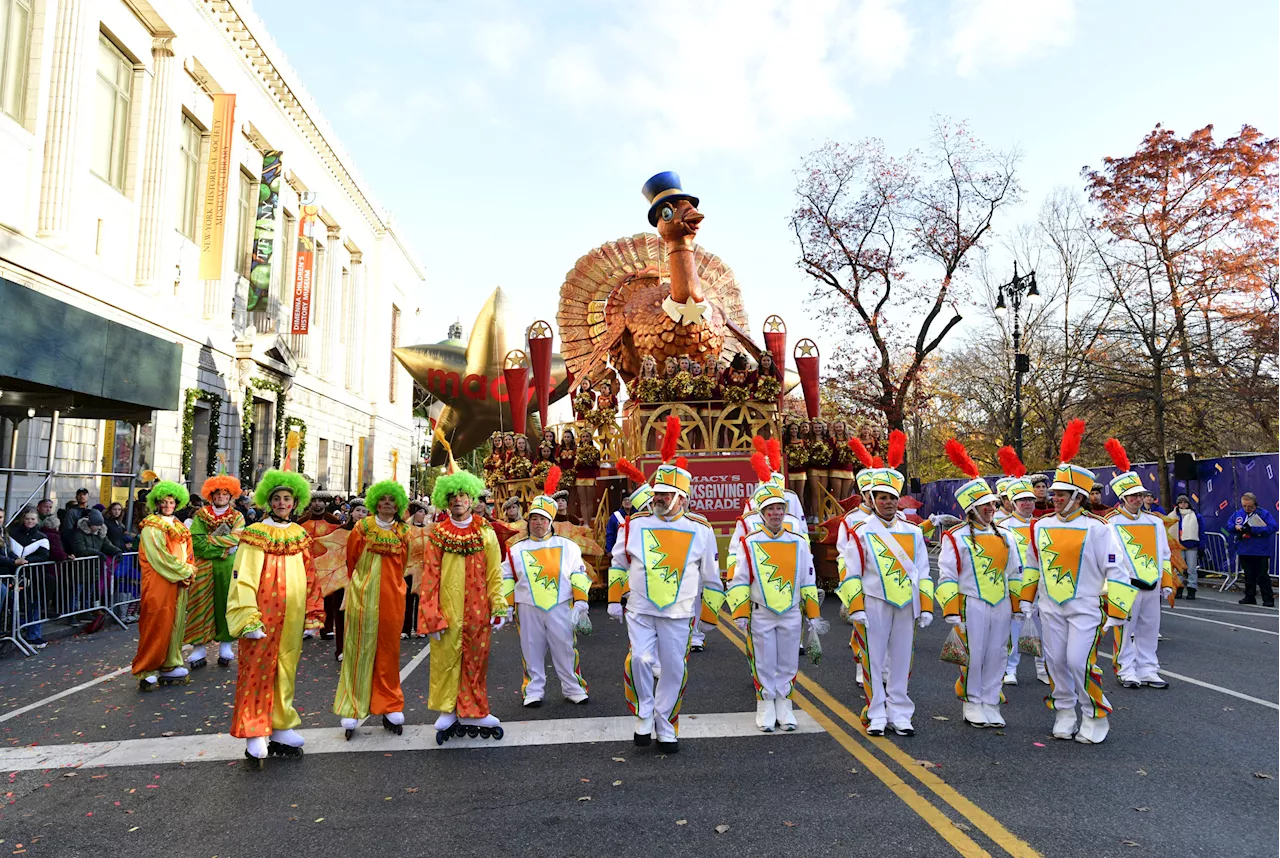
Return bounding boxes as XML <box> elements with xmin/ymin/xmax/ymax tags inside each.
<box><xmin>0</xmin><ymin>572</ymin><xmax>32</xmax><ymax>656</ymax></box>
<box><xmin>110</xmin><ymin>552</ymin><xmax>142</xmax><ymax>623</ymax></box>
<box><xmin>1198</xmin><ymin>532</ymin><xmax>1236</xmax><ymax>590</ymax></box>
<box><xmin>13</xmin><ymin>555</ymin><xmax>131</xmax><ymax>650</ymax></box>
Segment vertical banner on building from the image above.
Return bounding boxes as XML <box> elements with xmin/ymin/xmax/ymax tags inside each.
<box><xmin>290</xmin><ymin>195</ymin><xmax>320</xmax><ymax>334</ymax></box>
<box><xmin>246</xmin><ymin>150</ymin><xmax>282</xmax><ymax>311</ymax></box>
<box><xmin>198</xmin><ymin>93</ymin><xmax>237</xmax><ymax>280</ymax></box>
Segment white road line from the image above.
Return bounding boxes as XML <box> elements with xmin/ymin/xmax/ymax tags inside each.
<box><xmin>1167</xmin><ymin>605</ymin><xmax>1278</xmax><ymax>618</ymax></box>
<box><xmin>1097</xmin><ymin>652</ymin><xmax>1279</xmax><ymax>711</ymax></box>
<box><xmin>0</xmin><ymin>667</ymin><xmax>132</xmax><ymax>724</ymax></box>
<box><xmin>1160</xmin><ymin>610</ymin><xmax>1279</xmax><ymax>636</ymax></box>
<box><xmin>0</xmin><ymin>710</ymin><xmax>824</xmax><ymax>773</ymax></box>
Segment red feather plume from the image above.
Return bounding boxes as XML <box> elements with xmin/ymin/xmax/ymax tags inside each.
<box><xmin>1103</xmin><ymin>438</ymin><xmax>1130</xmax><ymax>473</ymax></box>
<box><xmin>767</xmin><ymin>438</ymin><xmax>782</xmax><ymax>473</ymax></box>
<box><xmin>848</xmin><ymin>438</ymin><xmax>873</xmax><ymax>469</ymax></box>
<box><xmin>997</xmin><ymin>445</ymin><xmax>1026</xmax><ymax>478</ymax></box>
<box><xmin>887</xmin><ymin>430</ymin><xmax>907</xmax><ymax>469</ymax></box>
<box><xmin>661</xmin><ymin>415</ymin><xmax>681</xmax><ymax>463</ymax></box>
<box><xmin>1059</xmin><ymin>419</ymin><xmax>1086</xmax><ymax>464</ymax></box>
<box><xmin>544</xmin><ymin>465</ymin><xmax>561</xmax><ymax>496</ymax></box>
<box><xmin>751</xmin><ymin>452</ymin><xmax>772</xmax><ymax>483</ymax></box>
<box><xmin>752</xmin><ymin>436</ymin><xmax>768</xmax><ymax>457</ymax></box>
<box><xmin>944</xmin><ymin>439</ymin><xmax>981</xmax><ymax>479</ymax></box>
<box><xmin>870</xmin><ymin>456</ymin><xmax>884</xmax><ymax>468</ymax></box>
<box><xmin>675</xmin><ymin>456</ymin><xmax>688</xmax><ymax>470</ymax></box>
<box><xmin>615</xmin><ymin>458</ymin><xmax>645</xmax><ymax>485</ymax></box>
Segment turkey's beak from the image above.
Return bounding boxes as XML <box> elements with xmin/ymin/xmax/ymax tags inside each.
<box><xmin>682</xmin><ymin>208</ymin><xmax>704</xmax><ymax>232</ymax></box>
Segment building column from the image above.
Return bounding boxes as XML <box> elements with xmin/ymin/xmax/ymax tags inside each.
<box><xmin>37</xmin><ymin>0</ymin><xmax>89</xmax><ymax>243</ymax></box>
<box><xmin>317</xmin><ymin>227</ymin><xmax>340</xmax><ymax>380</ymax></box>
<box><xmin>135</xmin><ymin>37</ymin><xmax>177</xmax><ymax>289</ymax></box>
<box><xmin>345</xmin><ymin>253</ymin><xmax>362</xmax><ymax>392</ymax></box>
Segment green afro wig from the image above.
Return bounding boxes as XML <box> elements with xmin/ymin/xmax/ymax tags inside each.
<box><xmin>432</xmin><ymin>470</ymin><xmax>486</xmax><ymax>512</ymax></box>
<box><xmin>253</xmin><ymin>469</ymin><xmax>311</xmax><ymax>512</ymax></box>
<box><xmin>365</xmin><ymin>479</ymin><xmax>410</xmax><ymax>519</ymax></box>
<box><xmin>146</xmin><ymin>480</ymin><xmax>190</xmax><ymax>513</ymax></box>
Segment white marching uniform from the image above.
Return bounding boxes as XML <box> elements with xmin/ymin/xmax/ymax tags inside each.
<box><xmin>1106</xmin><ymin>508</ymin><xmax>1175</xmax><ymax>684</ymax></box>
<box><xmin>995</xmin><ymin>510</ymin><xmax>1044</xmax><ymax>679</ymax></box>
<box><xmin>836</xmin><ymin>514</ymin><xmax>934</xmax><ymax>728</ymax></box>
<box><xmin>502</xmin><ymin>533</ymin><xmax>591</xmax><ymax>702</ymax></box>
<box><xmin>742</xmin><ymin>487</ymin><xmax>807</xmax><ymax>528</ymax></box>
<box><xmin>937</xmin><ymin>523</ymin><xmax>1023</xmax><ymax>713</ymax></box>
<box><xmin>727</xmin><ymin>526</ymin><xmax>820</xmax><ymax>706</ymax></box>
<box><xmin>609</xmin><ymin>510</ymin><xmax>724</xmax><ymax>742</ymax></box>
<box><xmin>1024</xmin><ymin>509</ymin><xmax>1135</xmax><ymax>734</ymax></box>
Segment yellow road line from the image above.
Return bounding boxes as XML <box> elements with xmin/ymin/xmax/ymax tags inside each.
<box><xmin>714</xmin><ymin>622</ymin><xmax>992</xmax><ymax>858</ymax></box>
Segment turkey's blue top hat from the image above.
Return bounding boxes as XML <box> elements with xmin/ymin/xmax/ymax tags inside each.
<box><xmin>642</xmin><ymin>171</ymin><xmax>699</xmax><ymax>227</ymax></box>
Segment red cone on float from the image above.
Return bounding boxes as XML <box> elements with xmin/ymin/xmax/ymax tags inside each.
<box><xmin>793</xmin><ymin>339</ymin><xmax>820</xmax><ymax>419</ymax></box>
<box><xmin>763</xmin><ymin>315</ymin><xmax>787</xmax><ymax>403</ymax></box>
<box><xmin>503</xmin><ymin>349</ymin><xmax>531</xmax><ymax>436</ymax></box>
<box><xmin>527</xmin><ymin>320</ymin><xmax>554</xmax><ymax>429</ymax></box>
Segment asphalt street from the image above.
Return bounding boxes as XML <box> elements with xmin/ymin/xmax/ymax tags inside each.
<box><xmin>0</xmin><ymin>587</ymin><xmax>1275</xmax><ymax>858</ymax></box>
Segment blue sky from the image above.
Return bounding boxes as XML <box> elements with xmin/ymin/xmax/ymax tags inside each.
<box><xmin>249</xmin><ymin>0</ymin><xmax>1278</xmax><ymax>357</ymax></box>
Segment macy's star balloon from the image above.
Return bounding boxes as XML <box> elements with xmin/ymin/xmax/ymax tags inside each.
<box><xmin>394</xmin><ymin>287</ymin><xmax>571</xmax><ymax>465</ymax></box>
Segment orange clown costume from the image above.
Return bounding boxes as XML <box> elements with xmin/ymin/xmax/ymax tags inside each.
<box><xmin>1021</xmin><ymin>422</ymin><xmax>1136</xmax><ymax>745</ymax></box>
<box><xmin>727</xmin><ymin>483</ymin><xmax>821</xmax><ymax>733</ymax></box>
<box><xmin>418</xmin><ymin>464</ymin><xmax>508</xmax><ymax>740</ymax></box>
<box><xmin>835</xmin><ymin>431</ymin><xmax>934</xmax><ymax>736</ymax></box>
<box><xmin>132</xmin><ymin>481</ymin><xmax>197</xmax><ymax>691</ymax></box>
<box><xmin>183</xmin><ymin>475</ymin><xmax>246</xmax><ymax>669</ymax></box>
<box><xmin>1103</xmin><ymin>439</ymin><xmax>1175</xmax><ymax>690</ymax></box>
<box><xmin>227</xmin><ymin>470</ymin><xmax>325</xmax><ymax>764</ymax></box>
<box><xmin>502</xmin><ymin>467</ymin><xmax>591</xmax><ymax>707</ymax></box>
<box><xmin>334</xmin><ymin>480</ymin><xmax>412</xmax><ymax>736</ymax></box>
<box><xmin>936</xmin><ymin>440</ymin><xmax>1024</xmax><ymax>729</ymax></box>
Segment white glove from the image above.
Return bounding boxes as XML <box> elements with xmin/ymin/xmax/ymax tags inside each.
<box><xmin>1102</xmin><ymin>616</ymin><xmax>1124</xmax><ymax>631</ymax></box>
<box><xmin>917</xmin><ymin>611</ymin><xmax>933</xmax><ymax>629</ymax></box>
<box><xmin>242</xmin><ymin>627</ymin><xmax>267</xmax><ymax>640</ymax></box>
<box><xmin>491</xmin><ymin>615</ymin><xmax>506</xmax><ymax>632</ymax></box>
<box><xmin>570</xmin><ymin>601</ymin><xmax>588</xmax><ymax>624</ymax></box>
<box><xmin>1020</xmin><ymin>604</ymin><xmax>1033</xmax><ymax>618</ymax></box>
<box><xmin>851</xmin><ymin>610</ymin><xmax>867</xmax><ymax>624</ymax></box>
<box><xmin>428</xmin><ymin>631</ymin><xmax>442</xmax><ymax>641</ymax></box>
<box><xmin>506</xmin><ymin>607</ymin><xmax>515</xmax><ymax>621</ymax></box>
<box><xmin>945</xmin><ymin>615</ymin><xmax>962</xmax><ymax>625</ymax></box>
<box><xmin>607</xmin><ymin>603</ymin><xmax>624</xmax><ymax>622</ymax></box>
<box><xmin>1161</xmin><ymin>587</ymin><xmax>1173</xmax><ymax>599</ymax></box>
<box><xmin>734</xmin><ymin>617</ymin><xmax>748</xmax><ymax>632</ymax></box>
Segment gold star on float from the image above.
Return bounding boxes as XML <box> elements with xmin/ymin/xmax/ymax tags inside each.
<box><xmin>393</xmin><ymin>287</ymin><xmax>570</xmax><ymax>465</ymax></box>
<box><xmin>795</xmin><ymin>339</ymin><xmax>818</xmax><ymax>357</ymax></box>
<box><xmin>504</xmin><ymin>349</ymin><xmax>529</xmax><ymax>370</ymax></box>
<box><xmin>528</xmin><ymin>320</ymin><xmax>553</xmax><ymax>339</ymax></box>
<box><xmin>764</xmin><ymin>314</ymin><xmax>785</xmax><ymax>333</ymax></box>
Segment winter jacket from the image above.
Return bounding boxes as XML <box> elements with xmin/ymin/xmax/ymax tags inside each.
<box><xmin>104</xmin><ymin>518</ymin><xmax>135</xmax><ymax>551</ymax></box>
<box><xmin>67</xmin><ymin>518</ymin><xmax>123</xmax><ymax>559</ymax></box>
<box><xmin>1228</xmin><ymin>507</ymin><xmax>1278</xmax><ymax>558</ymax></box>
<box><xmin>1175</xmin><ymin>508</ymin><xmax>1204</xmax><ymax>549</ymax></box>
<box><xmin>7</xmin><ymin>523</ymin><xmax>51</xmax><ymax>564</ymax></box>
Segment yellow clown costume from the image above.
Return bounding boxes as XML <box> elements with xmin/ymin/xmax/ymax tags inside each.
<box><xmin>835</xmin><ymin>441</ymin><xmax>934</xmax><ymax>736</ymax></box>
<box><xmin>936</xmin><ymin>441</ymin><xmax>1024</xmax><ymax>729</ymax></box>
<box><xmin>1021</xmin><ymin>421</ymin><xmax>1136</xmax><ymax>745</ymax></box>
<box><xmin>1104</xmin><ymin>439</ymin><xmax>1175</xmax><ymax>689</ymax></box>
<box><xmin>502</xmin><ymin>469</ymin><xmax>592</xmax><ymax>706</ymax></box>
<box><xmin>608</xmin><ymin>458</ymin><xmax>724</xmax><ymax>749</ymax></box>
<box><xmin>727</xmin><ymin>484</ymin><xmax>820</xmax><ymax>733</ymax></box>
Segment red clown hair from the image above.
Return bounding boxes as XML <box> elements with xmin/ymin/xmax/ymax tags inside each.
<box><xmin>887</xmin><ymin>430</ymin><xmax>907</xmax><ymax>469</ymax></box>
<box><xmin>944</xmin><ymin>439</ymin><xmax>981</xmax><ymax>480</ymax></box>
<box><xmin>1059</xmin><ymin>419</ymin><xmax>1086</xmax><ymax>464</ymax></box>
<box><xmin>848</xmin><ymin>438</ymin><xmax>874</xmax><ymax>469</ymax></box>
<box><xmin>615</xmin><ymin>458</ymin><xmax>646</xmax><ymax>485</ymax></box>
<box><xmin>1103</xmin><ymin>438</ymin><xmax>1130</xmax><ymax>473</ymax></box>
<box><xmin>997</xmin><ymin>445</ymin><xmax>1027</xmax><ymax>478</ymax></box>
<box><xmin>200</xmin><ymin>474</ymin><xmax>243</xmax><ymax>501</ymax></box>
<box><xmin>751</xmin><ymin>452</ymin><xmax>772</xmax><ymax>483</ymax></box>
<box><xmin>661</xmin><ymin>415</ymin><xmax>681</xmax><ymax>463</ymax></box>
<box><xmin>543</xmin><ymin>465</ymin><xmax>562</xmax><ymax>496</ymax></box>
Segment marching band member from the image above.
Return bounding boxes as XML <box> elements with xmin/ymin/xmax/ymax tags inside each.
<box><xmin>1103</xmin><ymin>439</ymin><xmax>1175</xmax><ymax>690</ymax></box>
<box><xmin>1021</xmin><ymin>421</ymin><xmax>1136</xmax><ymax>744</ymax></box>
<box><xmin>727</xmin><ymin>484</ymin><xmax>821</xmax><ymax>732</ymax></box>
<box><xmin>835</xmin><ymin>431</ymin><xmax>933</xmax><ymax>737</ymax></box>
<box><xmin>937</xmin><ymin>441</ymin><xmax>1024</xmax><ymax>728</ymax></box>
<box><xmin>502</xmin><ymin>467</ymin><xmax>591</xmax><ymax>707</ymax></box>
<box><xmin>995</xmin><ymin>447</ymin><xmax>1048</xmax><ymax>687</ymax></box>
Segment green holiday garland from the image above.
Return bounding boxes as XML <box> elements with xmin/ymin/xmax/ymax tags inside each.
<box><xmin>240</xmin><ymin>378</ymin><xmax>287</xmax><ymax>478</ymax></box>
<box><xmin>181</xmin><ymin>388</ymin><xmax>224</xmax><ymax>480</ymax></box>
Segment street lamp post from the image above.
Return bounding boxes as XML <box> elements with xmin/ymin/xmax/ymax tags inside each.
<box><xmin>994</xmin><ymin>262</ymin><xmax>1038</xmax><ymax>459</ymax></box>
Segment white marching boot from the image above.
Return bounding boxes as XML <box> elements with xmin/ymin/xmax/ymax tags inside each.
<box><xmin>1075</xmin><ymin>714</ymin><xmax>1109</xmax><ymax>744</ymax></box>
<box><xmin>983</xmin><ymin>704</ymin><xmax>1006</xmax><ymax>728</ymax></box>
<box><xmin>756</xmin><ymin>699</ymin><xmax>777</xmax><ymax>733</ymax></box>
<box><xmin>962</xmin><ymin>702</ymin><xmax>988</xmax><ymax>727</ymax></box>
<box><xmin>776</xmin><ymin>698</ymin><xmax>798</xmax><ymax>732</ymax></box>
<box><xmin>1052</xmin><ymin>709</ymin><xmax>1078</xmax><ymax>740</ymax></box>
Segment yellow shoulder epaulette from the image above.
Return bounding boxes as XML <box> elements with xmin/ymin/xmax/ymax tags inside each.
<box><xmin>943</xmin><ymin>521</ymin><xmax>967</xmax><ymax>536</ymax></box>
<box><xmin>685</xmin><ymin>511</ymin><xmax>711</xmax><ymax>526</ymax></box>
<box><xmin>1087</xmin><ymin>511</ymin><xmax>1111</xmax><ymax>523</ymax></box>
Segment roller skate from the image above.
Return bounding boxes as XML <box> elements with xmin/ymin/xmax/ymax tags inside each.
<box><xmin>382</xmin><ymin>712</ymin><xmax>404</xmax><ymax>736</ymax></box>
<box><xmin>217</xmin><ymin>642</ymin><xmax>234</xmax><ymax>667</ymax></box>
<box><xmin>341</xmin><ymin>717</ymin><xmax>358</xmax><ymax>741</ymax></box>
<box><xmin>459</xmin><ymin>714</ymin><xmax>504</xmax><ymax>740</ymax></box>
<box><xmin>244</xmin><ymin>736</ymin><xmax>268</xmax><ymax>770</ymax></box>
<box><xmin>187</xmin><ymin>645</ymin><xmax>208</xmax><ymax>670</ymax></box>
<box><xmin>435</xmin><ymin>712</ymin><xmax>464</xmax><ymax>745</ymax></box>
<box><xmin>138</xmin><ymin>675</ymin><xmax>158</xmax><ymax>693</ymax></box>
<box><xmin>268</xmin><ymin>728</ymin><xmax>305</xmax><ymax>758</ymax></box>
<box><xmin>157</xmin><ymin>666</ymin><xmax>190</xmax><ymax>686</ymax></box>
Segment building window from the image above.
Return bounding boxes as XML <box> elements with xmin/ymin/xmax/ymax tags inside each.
<box><xmin>389</xmin><ymin>304</ymin><xmax>400</xmax><ymax>403</ymax></box>
<box><xmin>92</xmin><ymin>35</ymin><xmax>132</xmax><ymax>191</ymax></box>
<box><xmin>235</xmin><ymin>170</ymin><xmax>254</xmax><ymax>277</ymax></box>
<box><xmin>177</xmin><ymin>115</ymin><xmax>201</xmax><ymax>239</ymax></box>
<box><xmin>0</xmin><ymin>0</ymin><xmax>32</xmax><ymax>122</ymax></box>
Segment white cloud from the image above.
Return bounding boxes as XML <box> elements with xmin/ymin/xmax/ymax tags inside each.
<box><xmin>948</xmin><ymin>0</ymin><xmax>1076</xmax><ymax>77</ymax></box>
<box><xmin>850</xmin><ymin>0</ymin><xmax>914</xmax><ymax>81</ymax></box>
<box><xmin>472</xmin><ymin>18</ymin><xmax>533</xmax><ymax>73</ymax></box>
